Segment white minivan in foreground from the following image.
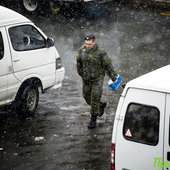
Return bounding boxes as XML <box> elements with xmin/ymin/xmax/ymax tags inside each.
<box><xmin>0</xmin><ymin>6</ymin><xmax>65</xmax><ymax>115</ymax></box>
<box><xmin>111</xmin><ymin>65</ymin><xmax>170</xmax><ymax>170</ymax></box>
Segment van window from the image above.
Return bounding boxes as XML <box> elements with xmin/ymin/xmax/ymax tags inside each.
<box><xmin>169</xmin><ymin>118</ymin><xmax>170</xmax><ymax>146</ymax></box>
<box><xmin>9</xmin><ymin>25</ymin><xmax>46</xmax><ymax>51</ymax></box>
<box><xmin>123</xmin><ymin>103</ymin><xmax>160</xmax><ymax>146</ymax></box>
<box><xmin>0</xmin><ymin>32</ymin><xmax>4</xmax><ymax>60</ymax></box>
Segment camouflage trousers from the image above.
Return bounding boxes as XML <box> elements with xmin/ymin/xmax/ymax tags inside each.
<box><xmin>82</xmin><ymin>77</ymin><xmax>104</xmax><ymax>116</ymax></box>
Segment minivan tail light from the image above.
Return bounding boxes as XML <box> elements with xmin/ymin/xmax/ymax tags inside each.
<box><xmin>56</xmin><ymin>57</ymin><xmax>62</xmax><ymax>69</ymax></box>
<box><xmin>111</xmin><ymin>144</ymin><xmax>115</xmax><ymax>170</ymax></box>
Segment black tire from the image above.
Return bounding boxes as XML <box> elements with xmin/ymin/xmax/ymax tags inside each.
<box><xmin>20</xmin><ymin>0</ymin><xmax>50</xmax><ymax>14</ymax></box>
<box><xmin>19</xmin><ymin>85</ymin><xmax>39</xmax><ymax>115</ymax></box>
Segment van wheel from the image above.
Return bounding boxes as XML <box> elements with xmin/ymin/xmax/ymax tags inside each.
<box><xmin>19</xmin><ymin>85</ymin><xmax>39</xmax><ymax>115</ymax></box>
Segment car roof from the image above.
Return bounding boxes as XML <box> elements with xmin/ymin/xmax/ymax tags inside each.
<box><xmin>0</xmin><ymin>5</ymin><xmax>31</xmax><ymax>27</ymax></box>
<box><xmin>122</xmin><ymin>65</ymin><xmax>170</xmax><ymax>96</ymax></box>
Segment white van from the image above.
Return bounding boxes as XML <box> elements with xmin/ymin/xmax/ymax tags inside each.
<box><xmin>0</xmin><ymin>6</ymin><xmax>65</xmax><ymax>115</ymax></box>
<box><xmin>111</xmin><ymin>65</ymin><xmax>170</xmax><ymax>170</ymax></box>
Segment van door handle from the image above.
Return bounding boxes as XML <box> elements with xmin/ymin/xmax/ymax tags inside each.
<box><xmin>13</xmin><ymin>59</ymin><xmax>20</xmax><ymax>62</ymax></box>
<box><xmin>116</xmin><ymin>115</ymin><xmax>123</xmax><ymax>120</ymax></box>
<box><xmin>167</xmin><ymin>152</ymin><xmax>170</xmax><ymax>161</ymax></box>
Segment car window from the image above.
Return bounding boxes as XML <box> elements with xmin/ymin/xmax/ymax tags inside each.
<box><xmin>123</xmin><ymin>103</ymin><xmax>160</xmax><ymax>146</ymax></box>
<box><xmin>0</xmin><ymin>32</ymin><xmax>4</xmax><ymax>60</ymax></box>
<box><xmin>9</xmin><ymin>25</ymin><xmax>46</xmax><ymax>51</ymax></box>
<box><xmin>169</xmin><ymin>117</ymin><xmax>170</xmax><ymax>146</ymax></box>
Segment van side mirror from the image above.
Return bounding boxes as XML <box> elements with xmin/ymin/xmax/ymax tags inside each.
<box><xmin>46</xmin><ymin>38</ymin><xmax>54</xmax><ymax>48</ymax></box>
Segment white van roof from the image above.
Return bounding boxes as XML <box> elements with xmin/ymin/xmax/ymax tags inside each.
<box><xmin>122</xmin><ymin>65</ymin><xmax>170</xmax><ymax>96</ymax></box>
<box><xmin>0</xmin><ymin>6</ymin><xmax>31</xmax><ymax>27</ymax></box>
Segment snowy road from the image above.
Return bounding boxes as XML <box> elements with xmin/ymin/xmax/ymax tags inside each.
<box><xmin>0</xmin><ymin>2</ymin><xmax>170</xmax><ymax>170</ymax></box>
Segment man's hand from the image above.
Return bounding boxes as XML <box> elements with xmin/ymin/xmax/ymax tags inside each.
<box><xmin>113</xmin><ymin>79</ymin><xmax>118</xmax><ymax>84</ymax></box>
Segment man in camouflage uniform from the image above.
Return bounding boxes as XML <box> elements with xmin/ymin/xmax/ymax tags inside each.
<box><xmin>76</xmin><ymin>35</ymin><xmax>118</xmax><ymax>129</ymax></box>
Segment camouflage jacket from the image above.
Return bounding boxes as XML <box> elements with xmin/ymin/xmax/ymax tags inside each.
<box><xmin>76</xmin><ymin>44</ymin><xmax>118</xmax><ymax>81</ymax></box>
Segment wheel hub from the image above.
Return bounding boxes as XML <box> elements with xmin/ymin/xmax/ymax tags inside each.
<box><xmin>26</xmin><ymin>89</ymin><xmax>37</xmax><ymax>111</ymax></box>
<box><xmin>23</xmin><ymin>0</ymin><xmax>38</xmax><ymax>11</ymax></box>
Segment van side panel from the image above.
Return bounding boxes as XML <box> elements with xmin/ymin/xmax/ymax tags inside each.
<box><xmin>0</xmin><ymin>27</ymin><xmax>19</xmax><ymax>105</ymax></box>
<box><xmin>114</xmin><ymin>88</ymin><xmax>165</xmax><ymax>170</ymax></box>
<box><xmin>0</xmin><ymin>27</ymin><xmax>8</xmax><ymax>105</ymax></box>
<box><xmin>164</xmin><ymin>94</ymin><xmax>170</xmax><ymax>170</ymax></box>
<box><xmin>4</xmin><ymin>27</ymin><xmax>20</xmax><ymax>103</ymax></box>
<box><xmin>112</xmin><ymin>96</ymin><xmax>125</xmax><ymax>143</ymax></box>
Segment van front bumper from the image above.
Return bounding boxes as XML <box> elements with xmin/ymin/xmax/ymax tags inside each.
<box><xmin>52</xmin><ymin>67</ymin><xmax>65</xmax><ymax>89</ymax></box>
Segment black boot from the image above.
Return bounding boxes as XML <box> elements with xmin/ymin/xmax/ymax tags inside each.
<box><xmin>88</xmin><ymin>115</ymin><xmax>97</xmax><ymax>129</ymax></box>
<box><xmin>99</xmin><ymin>102</ymin><xmax>107</xmax><ymax>117</ymax></box>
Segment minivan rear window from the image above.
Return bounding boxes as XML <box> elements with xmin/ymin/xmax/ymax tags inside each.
<box><xmin>123</xmin><ymin>103</ymin><xmax>160</xmax><ymax>146</ymax></box>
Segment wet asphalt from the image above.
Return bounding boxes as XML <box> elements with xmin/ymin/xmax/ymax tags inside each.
<box><xmin>0</xmin><ymin>2</ymin><xmax>170</xmax><ymax>170</ymax></box>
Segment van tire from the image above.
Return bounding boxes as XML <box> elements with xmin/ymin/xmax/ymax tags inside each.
<box><xmin>19</xmin><ymin>85</ymin><xmax>39</xmax><ymax>115</ymax></box>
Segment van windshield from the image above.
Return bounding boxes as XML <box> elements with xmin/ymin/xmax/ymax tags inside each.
<box><xmin>123</xmin><ymin>103</ymin><xmax>160</xmax><ymax>146</ymax></box>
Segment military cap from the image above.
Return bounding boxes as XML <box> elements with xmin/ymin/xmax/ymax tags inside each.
<box><xmin>84</xmin><ymin>35</ymin><xmax>95</xmax><ymax>41</ymax></box>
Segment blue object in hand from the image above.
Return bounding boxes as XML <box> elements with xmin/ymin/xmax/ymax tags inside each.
<box><xmin>108</xmin><ymin>75</ymin><xmax>122</xmax><ymax>91</ymax></box>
